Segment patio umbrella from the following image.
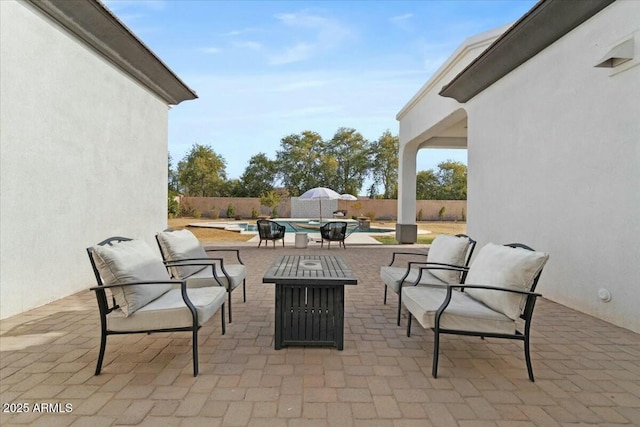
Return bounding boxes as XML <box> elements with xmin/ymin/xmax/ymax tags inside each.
<box><xmin>299</xmin><ymin>187</ymin><xmax>341</xmax><ymax>222</ymax></box>
<box><xmin>339</xmin><ymin>193</ymin><xmax>357</xmax><ymax>200</ymax></box>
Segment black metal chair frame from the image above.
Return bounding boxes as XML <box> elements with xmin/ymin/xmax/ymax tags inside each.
<box><xmin>319</xmin><ymin>221</ymin><xmax>348</xmax><ymax>249</ymax></box>
<box><xmin>155</xmin><ymin>231</ymin><xmax>246</xmax><ymax>323</ymax></box>
<box><xmin>87</xmin><ymin>237</ymin><xmax>226</xmax><ymax>377</ymax></box>
<box><xmin>383</xmin><ymin>234</ymin><xmax>477</xmax><ymax>325</ymax></box>
<box><xmin>406</xmin><ymin>243</ymin><xmax>544</xmax><ymax>382</ymax></box>
<box><xmin>257</xmin><ymin>219</ymin><xmax>286</xmax><ymax>248</ymax></box>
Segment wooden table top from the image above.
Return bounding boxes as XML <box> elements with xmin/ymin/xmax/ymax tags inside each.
<box><xmin>262</xmin><ymin>255</ymin><xmax>358</xmax><ymax>286</ymax></box>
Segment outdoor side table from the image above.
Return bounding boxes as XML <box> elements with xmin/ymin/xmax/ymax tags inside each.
<box><xmin>262</xmin><ymin>255</ymin><xmax>357</xmax><ymax>350</ymax></box>
<box><xmin>294</xmin><ymin>232</ymin><xmax>308</xmax><ymax>249</ymax></box>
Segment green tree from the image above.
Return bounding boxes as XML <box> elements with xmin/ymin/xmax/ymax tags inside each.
<box><xmin>168</xmin><ymin>153</ymin><xmax>179</xmax><ymax>192</ymax></box>
<box><xmin>260</xmin><ymin>190</ymin><xmax>282</xmax><ymax>218</ymax></box>
<box><xmin>416</xmin><ymin>169</ymin><xmax>440</xmax><ymax>199</ymax></box>
<box><xmin>370</xmin><ymin>130</ymin><xmax>398</xmax><ymax>199</ymax></box>
<box><xmin>275</xmin><ymin>131</ymin><xmax>326</xmax><ymax>195</ymax></box>
<box><xmin>236</xmin><ymin>153</ymin><xmax>277</xmax><ymax>197</ymax></box>
<box><xmin>436</xmin><ymin>160</ymin><xmax>467</xmax><ymax>200</ymax></box>
<box><xmin>177</xmin><ymin>144</ymin><xmax>227</xmax><ymax>196</ymax></box>
<box><xmin>325</xmin><ymin>127</ymin><xmax>371</xmax><ymax>195</ymax></box>
<box><xmin>416</xmin><ymin>160</ymin><xmax>467</xmax><ymax>200</ymax></box>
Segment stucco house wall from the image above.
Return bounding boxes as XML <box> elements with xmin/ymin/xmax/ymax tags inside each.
<box><xmin>0</xmin><ymin>1</ymin><xmax>194</xmax><ymax>319</ymax></box>
<box><xmin>466</xmin><ymin>1</ymin><xmax>640</xmax><ymax>331</ymax></box>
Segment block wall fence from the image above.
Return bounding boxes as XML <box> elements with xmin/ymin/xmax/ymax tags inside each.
<box><xmin>179</xmin><ymin>196</ymin><xmax>467</xmax><ymax>222</ymax></box>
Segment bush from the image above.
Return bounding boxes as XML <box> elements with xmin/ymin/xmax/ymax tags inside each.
<box><xmin>417</xmin><ymin>208</ymin><xmax>423</xmax><ymax>221</ymax></box>
<box><xmin>204</xmin><ymin>206</ymin><xmax>218</xmax><ymax>219</ymax></box>
<box><xmin>251</xmin><ymin>207</ymin><xmax>259</xmax><ymax>219</ymax></box>
<box><xmin>364</xmin><ymin>211</ymin><xmax>376</xmax><ymax>221</ymax></box>
<box><xmin>460</xmin><ymin>207</ymin><xmax>466</xmax><ymax>222</ymax></box>
<box><xmin>438</xmin><ymin>206</ymin><xmax>446</xmax><ymax>221</ymax></box>
<box><xmin>226</xmin><ymin>203</ymin><xmax>236</xmax><ymax>219</ymax></box>
<box><xmin>168</xmin><ymin>192</ymin><xmax>180</xmax><ymax>218</ymax></box>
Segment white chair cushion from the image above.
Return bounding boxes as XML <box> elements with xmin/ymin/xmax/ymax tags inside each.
<box><xmin>380</xmin><ymin>266</ymin><xmax>447</xmax><ymax>294</ymax></box>
<box><xmin>185</xmin><ymin>264</ymin><xmax>246</xmax><ymax>290</ymax></box>
<box><xmin>426</xmin><ymin>235</ymin><xmax>471</xmax><ymax>284</ymax></box>
<box><xmin>156</xmin><ymin>229</ymin><xmax>208</xmax><ymax>279</ymax></box>
<box><xmin>402</xmin><ymin>286</ymin><xmax>516</xmax><ymax>334</ymax></box>
<box><xmin>107</xmin><ymin>286</ymin><xmax>226</xmax><ymax>331</ymax></box>
<box><xmin>91</xmin><ymin>240</ymin><xmax>172</xmax><ymax>316</ymax></box>
<box><xmin>464</xmin><ymin>244</ymin><xmax>549</xmax><ymax>320</ymax></box>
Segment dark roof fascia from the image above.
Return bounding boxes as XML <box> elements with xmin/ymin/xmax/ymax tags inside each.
<box><xmin>27</xmin><ymin>0</ymin><xmax>197</xmax><ymax>105</ymax></box>
<box><xmin>439</xmin><ymin>0</ymin><xmax>616</xmax><ymax>103</ymax></box>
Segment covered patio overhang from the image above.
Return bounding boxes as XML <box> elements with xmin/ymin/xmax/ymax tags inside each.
<box><xmin>393</xmin><ymin>26</ymin><xmax>505</xmax><ymax>243</ymax></box>
<box><xmin>394</xmin><ymin>0</ymin><xmax>617</xmax><ymax>244</ymax></box>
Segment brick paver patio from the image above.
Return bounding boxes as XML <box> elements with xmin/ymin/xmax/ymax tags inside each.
<box><xmin>1</xmin><ymin>244</ymin><xmax>639</xmax><ymax>426</ymax></box>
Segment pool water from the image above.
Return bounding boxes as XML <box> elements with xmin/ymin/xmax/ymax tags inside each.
<box><xmin>243</xmin><ymin>221</ymin><xmax>393</xmax><ymax>234</ymax></box>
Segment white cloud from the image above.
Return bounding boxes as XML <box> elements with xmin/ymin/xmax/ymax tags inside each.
<box><xmin>220</xmin><ymin>28</ymin><xmax>261</xmax><ymax>37</ymax></box>
<box><xmin>268</xmin><ymin>42</ymin><xmax>315</xmax><ymax>65</ymax></box>
<box><xmin>232</xmin><ymin>41</ymin><xmax>262</xmax><ymax>50</ymax></box>
<box><xmin>390</xmin><ymin>13</ymin><xmax>413</xmax><ymax>23</ymax></box>
<box><xmin>268</xmin><ymin>11</ymin><xmax>354</xmax><ymax>65</ymax></box>
<box><xmin>389</xmin><ymin>13</ymin><xmax>415</xmax><ymax>32</ymax></box>
<box><xmin>271</xmin><ymin>80</ymin><xmax>328</xmax><ymax>92</ymax></box>
<box><xmin>200</xmin><ymin>47</ymin><xmax>222</xmax><ymax>54</ymax></box>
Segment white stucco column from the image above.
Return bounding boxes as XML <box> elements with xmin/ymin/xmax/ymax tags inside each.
<box><xmin>395</xmin><ymin>143</ymin><xmax>418</xmax><ymax>243</ymax></box>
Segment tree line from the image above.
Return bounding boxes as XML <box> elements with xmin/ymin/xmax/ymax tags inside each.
<box><xmin>168</xmin><ymin>127</ymin><xmax>466</xmax><ymax>201</ymax></box>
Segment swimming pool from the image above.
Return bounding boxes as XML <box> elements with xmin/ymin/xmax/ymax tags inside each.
<box><xmin>245</xmin><ymin>220</ymin><xmax>394</xmax><ymax>234</ymax></box>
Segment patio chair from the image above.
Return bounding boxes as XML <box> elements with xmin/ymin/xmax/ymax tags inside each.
<box><xmin>156</xmin><ymin>229</ymin><xmax>246</xmax><ymax>323</ymax></box>
<box><xmin>381</xmin><ymin>234</ymin><xmax>476</xmax><ymax>325</ymax></box>
<box><xmin>403</xmin><ymin>243</ymin><xmax>549</xmax><ymax>381</ymax></box>
<box><xmin>257</xmin><ymin>219</ymin><xmax>286</xmax><ymax>248</ymax></box>
<box><xmin>87</xmin><ymin>237</ymin><xmax>226</xmax><ymax>377</ymax></box>
<box><xmin>320</xmin><ymin>221</ymin><xmax>348</xmax><ymax>249</ymax></box>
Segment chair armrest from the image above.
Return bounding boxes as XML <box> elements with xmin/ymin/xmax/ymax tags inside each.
<box><xmin>90</xmin><ymin>280</ymin><xmax>182</xmax><ymax>291</ymax></box>
<box><xmin>387</xmin><ymin>251</ymin><xmax>428</xmax><ymax>266</ymax></box>
<box><xmin>447</xmin><ymin>283</ymin><xmax>542</xmax><ymax>297</ymax></box>
<box><xmin>205</xmin><ymin>248</ymin><xmax>244</xmax><ymax>264</ymax></box>
<box><xmin>434</xmin><ymin>284</ymin><xmax>542</xmax><ymax>324</ymax></box>
<box><xmin>407</xmin><ymin>262</ymin><xmax>468</xmax><ymax>285</ymax></box>
<box><xmin>90</xmin><ymin>280</ymin><xmax>197</xmax><ymax>317</ymax></box>
<box><xmin>163</xmin><ymin>258</ymin><xmax>228</xmax><ymax>287</ymax></box>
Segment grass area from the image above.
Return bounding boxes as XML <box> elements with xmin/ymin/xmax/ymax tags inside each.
<box><xmin>168</xmin><ymin>217</ymin><xmax>253</xmax><ymax>242</ymax></box>
<box><xmin>372</xmin><ymin>221</ymin><xmax>466</xmax><ymax>244</ymax></box>
<box><xmin>168</xmin><ymin>218</ymin><xmax>466</xmax><ymax>245</ymax></box>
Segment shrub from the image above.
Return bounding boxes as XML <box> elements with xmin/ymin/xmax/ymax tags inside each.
<box><xmin>251</xmin><ymin>207</ymin><xmax>259</xmax><ymax>219</ymax></box>
<box><xmin>461</xmin><ymin>207</ymin><xmax>466</xmax><ymax>222</ymax></box>
<box><xmin>193</xmin><ymin>209</ymin><xmax>202</xmax><ymax>219</ymax></box>
<box><xmin>168</xmin><ymin>192</ymin><xmax>180</xmax><ymax>218</ymax></box>
<box><xmin>204</xmin><ymin>206</ymin><xmax>218</xmax><ymax>219</ymax></box>
<box><xmin>438</xmin><ymin>206</ymin><xmax>446</xmax><ymax>221</ymax></box>
<box><xmin>364</xmin><ymin>211</ymin><xmax>376</xmax><ymax>221</ymax></box>
<box><xmin>226</xmin><ymin>203</ymin><xmax>236</xmax><ymax>219</ymax></box>
<box><xmin>417</xmin><ymin>208</ymin><xmax>423</xmax><ymax>221</ymax></box>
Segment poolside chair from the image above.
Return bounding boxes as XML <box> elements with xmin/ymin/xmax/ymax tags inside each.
<box><xmin>87</xmin><ymin>237</ymin><xmax>226</xmax><ymax>377</ymax></box>
<box><xmin>156</xmin><ymin>229</ymin><xmax>246</xmax><ymax>323</ymax></box>
<box><xmin>257</xmin><ymin>219</ymin><xmax>286</xmax><ymax>248</ymax></box>
<box><xmin>403</xmin><ymin>243</ymin><xmax>549</xmax><ymax>381</ymax></box>
<box><xmin>381</xmin><ymin>234</ymin><xmax>476</xmax><ymax>326</ymax></box>
<box><xmin>320</xmin><ymin>221</ymin><xmax>348</xmax><ymax>249</ymax></box>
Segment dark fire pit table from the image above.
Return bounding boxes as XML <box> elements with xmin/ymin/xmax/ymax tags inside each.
<box><xmin>262</xmin><ymin>255</ymin><xmax>357</xmax><ymax>350</ymax></box>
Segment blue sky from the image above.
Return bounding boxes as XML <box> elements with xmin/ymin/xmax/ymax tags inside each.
<box><xmin>103</xmin><ymin>0</ymin><xmax>536</xmax><ymax>182</ymax></box>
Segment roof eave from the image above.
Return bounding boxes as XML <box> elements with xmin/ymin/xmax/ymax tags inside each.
<box><xmin>27</xmin><ymin>0</ymin><xmax>197</xmax><ymax>105</ymax></box>
<box><xmin>439</xmin><ymin>0</ymin><xmax>616</xmax><ymax>103</ymax></box>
